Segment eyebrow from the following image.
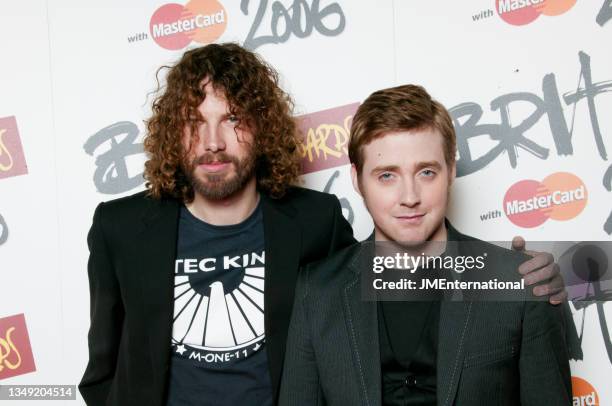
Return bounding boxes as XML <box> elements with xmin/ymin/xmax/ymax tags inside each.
<box><xmin>370</xmin><ymin>165</ymin><xmax>400</xmax><ymax>175</ymax></box>
<box><xmin>415</xmin><ymin>161</ymin><xmax>443</xmax><ymax>171</ymax></box>
<box><xmin>370</xmin><ymin>161</ymin><xmax>443</xmax><ymax>175</ymax></box>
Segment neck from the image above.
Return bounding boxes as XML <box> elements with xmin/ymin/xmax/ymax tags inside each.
<box><xmin>186</xmin><ymin>177</ymin><xmax>259</xmax><ymax>226</ymax></box>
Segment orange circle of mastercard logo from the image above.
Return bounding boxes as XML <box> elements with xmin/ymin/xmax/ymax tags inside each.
<box><xmin>572</xmin><ymin>377</ymin><xmax>599</xmax><ymax>406</ymax></box>
<box><xmin>150</xmin><ymin>0</ymin><xmax>227</xmax><ymax>51</ymax></box>
<box><xmin>503</xmin><ymin>172</ymin><xmax>587</xmax><ymax>228</ymax></box>
<box><xmin>496</xmin><ymin>0</ymin><xmax>576</xmax><ymax>25</ymax></box>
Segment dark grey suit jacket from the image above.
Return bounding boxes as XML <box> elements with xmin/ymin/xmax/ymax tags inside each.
<box><xmin>279</xmin><ymin>225</ymin><xmax>572</xmax><ymax>406</ymax></box>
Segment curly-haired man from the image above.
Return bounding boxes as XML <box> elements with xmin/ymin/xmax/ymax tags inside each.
<box><xmin>79</xmin><ymin>43</ymin><xmax>564</xmax><ymax>406</ymax></box>
<box><xmin>78</xmin><ymin>43</ymin><xmax>354</xmax><ymax>406</ymax></box>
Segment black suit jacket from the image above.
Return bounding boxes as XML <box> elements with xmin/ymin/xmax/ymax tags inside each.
<box><xmin>79</xmin><ymin>187</ymin><xmax>355</xmax><ymax>406</ymax></box>
<box><xmin>279</xmin><ymin>224</ymin><xmax>572</xmax><ymax>406</ymax></box>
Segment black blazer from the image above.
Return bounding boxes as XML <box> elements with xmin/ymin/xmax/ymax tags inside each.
<box><xmin>79</xmin><ymin>187</ymin><xmax>355</xmax><ymax>406</ymax></box>
<box><xmin>279</xmin><ymin>224</ymin><xmax>572</xmax><ymax>406</ymax></box>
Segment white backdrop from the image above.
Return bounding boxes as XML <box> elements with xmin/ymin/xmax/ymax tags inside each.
<box><xmin>1</xmin><ymin>0</ymin><xmax>611</xmax><ymax>404</ymax></box>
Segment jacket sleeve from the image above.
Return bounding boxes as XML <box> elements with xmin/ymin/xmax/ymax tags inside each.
<box><xmin>327</xmin><ymin>194</ymin><xmax>357</xmax><ymax>256</ymax></box>
<box><xmin>279</xmin><ymin>265</ymin><xmax>326</xmax><ymax>405</ymax></box>
<box><xmin>78</xmin><ymin>203</ymin><xmax>124</xmax><ymax>406</ymax></box>
<box><xmin>519</xmin><ymin>300</ymin><xmax>572</xmax><ymax>405</ymax></box>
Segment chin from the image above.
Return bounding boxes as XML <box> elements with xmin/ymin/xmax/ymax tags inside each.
<box><xmin>401</xmin><ymin>232</ymin><xmax>426</xmax><ymax>243</ymax></box>
<box><xmin>404</xmin><ymin>224</ymin><xmax>440</xmax><ymax>242</ymax></box>
<box><xmin>382</xmin><ymin>228</ymin><xmax>422</xmax><ymax>244</ymax></box>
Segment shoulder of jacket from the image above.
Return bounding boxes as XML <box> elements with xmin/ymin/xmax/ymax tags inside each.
<box><xmin>96</xmin><ymin>189</ymin><xmax>177</xmax><ymax>218</ymax></box>
<box><xmin>301</xmin><ymin>243</ymin><xmax>359</xmax><ymax>291</ymax></box>
<box><xmin>281</xmin><ymin>186</ymin><xmax>336</xmax><ymax>205</ymax></box>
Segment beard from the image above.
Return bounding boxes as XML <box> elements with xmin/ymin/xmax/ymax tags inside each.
<box><xmin>183</xmin><ymin>150</ymin><xmax>256</xmax><ymax>200</ymax></box>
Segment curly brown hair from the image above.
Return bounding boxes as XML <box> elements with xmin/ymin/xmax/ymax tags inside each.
<box><xmin>144</xmin><ymin>42</ymin><xmax>300</xmax><ymax>202</ymax></box>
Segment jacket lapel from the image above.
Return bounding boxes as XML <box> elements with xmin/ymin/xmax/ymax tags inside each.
<box><xmin>136</xmin><ymin>197</ymin><xmax>180</xmax><ymax>394</ymax></box>
<box><xmin>344</xmin><ymin>247</ymin><xmax>381</xmax><ymax>406</ymax></box>
<box><xmin>436</xmin><ymin>221</ymin><xmax>474</xmax><ymax>405</ymax></box>
<box><xmin>261</xmin><ymin>194</ymin><xmax>302</xmax><ymax>400</ymax></box>
<box><xmin>437</xmin><ymin>300</ymin><xmax>473</xmax><ymax>405</ymax></box>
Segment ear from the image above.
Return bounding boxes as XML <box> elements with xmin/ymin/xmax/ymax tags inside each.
<box><xmin>350</xmin><ymin>164</ymin><xmax>363</xmax><ymax>197</ymax></box>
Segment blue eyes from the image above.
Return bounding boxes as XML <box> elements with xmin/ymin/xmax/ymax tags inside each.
<box><xmin>378</xmin><ymin>170</ymin><xmax>435</xmax><ymax>182</ymax></box>
<box><xmin>421</xmin><ymin>169</ymin><xmax>435</xmax><ymax>177</ymax></box>
<box><xmin>379</xmin><ymin>172</ymin><xmax>394</xmax><ymax>181</ymax></box>
<box><xmin>227</xmin><ymin>115</ymin><xmax>240</xmax><ymax>123</ymax></box>
<box><xmin>377</xmin><ymin>169</ymin><xmax>436</xmax><ymax>183</ymax></box>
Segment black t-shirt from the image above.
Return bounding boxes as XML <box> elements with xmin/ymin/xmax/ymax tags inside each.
<box><xmin>166</xmin><ymin>200</ymin><xmax>273</xmax><ymax>406</ymax></box>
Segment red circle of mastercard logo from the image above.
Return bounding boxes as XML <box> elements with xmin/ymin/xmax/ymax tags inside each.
<box><xmin>572</xmin><ymin>377</ymin><xmax>599</xmax><ymax>406</ymax></box>
<box><xmin>150</xmin><ymin>0</ymin><xmax>227</xmax><ymax>51</ymax></box>
<box><xmin>496</xmin><ymin>0</ymin><xmax>576</xmax><ymax>25</ymax></box>
<box><xmin>503</xmin><ymin>172</ymin><xmax>587</xmax><ymax>228</ymax></box>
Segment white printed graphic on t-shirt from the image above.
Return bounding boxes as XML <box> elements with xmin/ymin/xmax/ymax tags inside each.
<box><xmin>171</xmin><ymin>250</ymin><xmax>266</xmax><ymax>364</ymax></box>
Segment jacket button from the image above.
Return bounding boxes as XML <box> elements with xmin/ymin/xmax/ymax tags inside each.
<box><xmin>405</xmin><ymin>375</ymin><xmax>417</xmax><ymax>387</ymax></box>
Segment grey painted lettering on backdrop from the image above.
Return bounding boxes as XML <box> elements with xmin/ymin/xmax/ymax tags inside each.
<box><xmin>83</xmin><ymin>121</ymin><xmax>144</xmax><ymax>194</ymax></box>
<box><xmin>597</xmin><ymin>0</ymin><xmax>612</xmax><ymax>26</ymax></box>
<box><xmin>241</xmin><ymin>0</ymin><xmax>346</xmax><ymax>50</ymax></box>
<box><xmin>563</xmin><ymin>51</ymin><xmax>610</xmax><ymax>161</ymax></box>
<box><xmin>0</xmin><ymin>213</ymin><xmax>8</xmax><ymax>246</ymax></box>
<box><xmin>604</xmin><ymin>164</ymin><xmax>612</xmax><ymax>235</ymax></box>
<box><xmin>451</xmin><ymin>51</ymin><xmax>610</xmax><ymax>177</ymax></box>
<box><xmin>323</xmin><ymin>169</ymin><xmax>354</xmax><ymax>225</ymax></box>
<box><xmin>542</xmin><ymin>72</ymin><xmax>572</xmax><ymax>155</ymax></box>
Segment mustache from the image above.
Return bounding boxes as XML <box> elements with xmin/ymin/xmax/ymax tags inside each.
<box><xmin>192</xmin><ymin>152</ymin><xmax>238</xmax><ymax>166</ymax></box>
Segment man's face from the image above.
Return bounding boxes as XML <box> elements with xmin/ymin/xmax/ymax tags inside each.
<box><xmin>351</xmin><ymin>129</ymin><xmax>455</xmax><ymax>243</ymax></box>
<box><xmin>182</xmin><ymin>82</ymin><xmax>256</xmax><ymax>200</ymax></box>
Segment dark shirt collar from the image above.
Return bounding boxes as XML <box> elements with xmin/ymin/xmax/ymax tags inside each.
<box><xmin>366</xmin><ymin>218</ymin><xmax>460</xmax><ymax>243</ymax></box>
<box><xmin>352</xmin><ymin>218</ymin><xmax>464</xmax><ymax>274</ymax></box>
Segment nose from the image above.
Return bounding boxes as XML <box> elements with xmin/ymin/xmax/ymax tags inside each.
<box><xmin>399</xmin><ymin>178</ymin><xmax>420</xmax><ymax>208</ymax></box>
<box><xmin>199</xmin><ymin>122</ymin><xmax>226</xmax><ymax>153</ymax></box>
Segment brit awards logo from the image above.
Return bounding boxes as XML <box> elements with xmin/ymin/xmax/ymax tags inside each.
<box><xmin>0</xmin><ymin>314</ymin><xmax>36</xmax><ymax>380</ymax></box>
<box><xmin>0</xmin><ymin>116</ymin><xmax>28</xmax><ymax>181</ymax></box>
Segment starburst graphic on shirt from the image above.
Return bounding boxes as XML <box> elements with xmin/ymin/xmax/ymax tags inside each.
<box><xmin>172</xmin><ymin>265</ymin><xmax>265</xmax><ymax>351</ymax></box>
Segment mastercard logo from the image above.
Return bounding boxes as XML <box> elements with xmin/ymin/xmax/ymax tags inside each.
<box><xmin>572</xmin><ymin>377</ymin><xmax>599</xmax><ymax>406</ymax></box>
<box><xmin>150</xmin><ymin>0</ymin><xmax>227</xmax><ymax>50</ymax></box>
<box><xmin>496</xmin><ymin>0</ymin><xmax>576</xmax><ymax>25</ymax></box>
<box><xmin>503</xmin><ymin>172</ymin><xmax>587</xmax><ymax>228</ymax></box>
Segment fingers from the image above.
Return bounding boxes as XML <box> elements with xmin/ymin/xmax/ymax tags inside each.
<box><xmin>549</xmin><ymin>289</ymin><xmax>568</xmax><ymax>305</ymax></box>
<box><xmin>523</xmin><ymin>262</ymin><xmax>559</xmax><ymax>285</ymax></box>
<box><xmin>512</xmin><ymin>239</ymin><xmax>567</xmax><ymax>305</ymax></box>
<box><xmin>518</xmin><ymin>251</ymin><xmax>555</xmax><ymax>276</ymax></box>
<box><xmin>521</xmin><ymin>249</ymin><xmax>539</xmax><ymax>258</ymax></box>
<box><xmin>511</xmin><ymin>236</ymin><xmax>526</xmax><ymax>252</ymax></box>
<box><xmin>532</xmin><ymin>274</ymin><xmax>567</xmax><ymax>304</ymax></box>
